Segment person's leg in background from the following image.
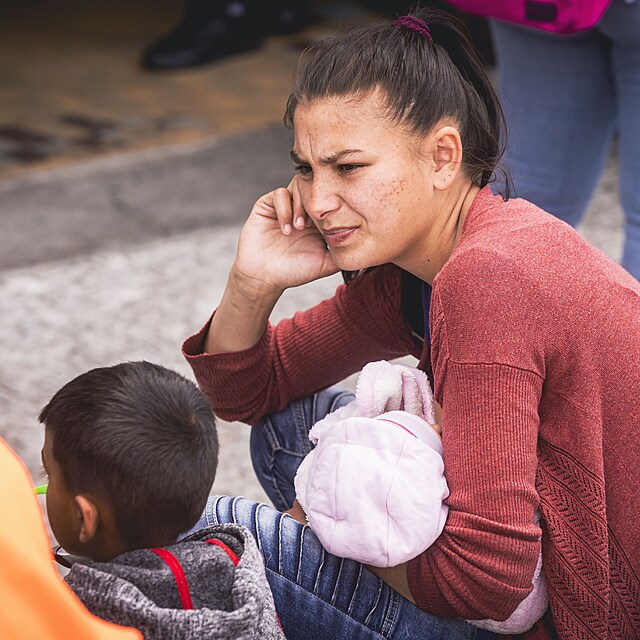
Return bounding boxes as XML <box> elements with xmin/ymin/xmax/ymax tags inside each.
<box><xmin>489</xmin><ymin>20</ymin><xmax>616</xmax><ymax>227</ymax></box>
<box><xmin>186</xmin><ymin>388</ymin><xmax>481</xmax><ymax>639</ymax></box>
<box><xmin>600</xmin><ymin>0</ymin><xmax>640</xmax><ymax>280</ymax></box>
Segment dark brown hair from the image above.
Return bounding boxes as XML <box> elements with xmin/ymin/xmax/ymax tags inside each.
<box><xmin>284</xmin><ymin>5</ymin><xmax>508</xmax><ymax>191</ymax></box>
<box><xmin>40</xmin><ymin>361</ymin><xmax>218</xmax><ymax>547</ymax></box>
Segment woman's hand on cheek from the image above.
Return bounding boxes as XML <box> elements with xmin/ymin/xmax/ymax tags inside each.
<box><xmin>234</xmin><ymin>182</ymin><xmax>339</xmax><ymax>293</ymax></box>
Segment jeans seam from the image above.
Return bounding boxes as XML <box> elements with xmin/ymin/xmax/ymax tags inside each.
<box><xmin>294</xmin><ymin>400</ymin><xmax>311</xmax><ymax>439</ymax></box>
<box><xmin>297</xmin><ymin>526</ymin><xmax>307</xmax><ymax>585</ymax></box>
<box><xmin>364</xmin><ymin>581</ymin><xmax>384</xmax><ymax>627</ymax></box>
<box><xmin>347</xmin><ymin>564</ymin><xmax>364</xmax><ymax>617</ymax></box>
<box><xmin>206</xmin><ymin>497</ymin><xmax>216</xmax><ymax>527</ymax></box>
<box><xmin>311</xmin><ymin>391</ymin><xmax>319</xmax><ymax>425</ymax></box>
<box><xmin>253</xmin><ymin>502</ymin><xmax>265</xmax><ymax>555</ymax></box>
<box><xmin>313</xmin><ymin>547</ymin><xmax>327</xmax><ymax>595</ymax></box>
<box><xmin>278</xmin><ymin>511</ymin><xmax>284</xmax><ymax>576</ymax></box>
<box><xmin>380</xmin><ymin>590</ymin><xmax>401</xmax><ymax>637</ymax></box>
<box><xmin>330</xmin><ymin>558</ymin><xmax>346</xmax><ymax>607</ymax></box>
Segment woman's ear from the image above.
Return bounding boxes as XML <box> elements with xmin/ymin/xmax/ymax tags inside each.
<box><xmin>75</xmin><ymin>495</ymin><xmax>99</xmax><ymax>544</ymax></box>
<box><xmin>431</xmin><ymin>125</ymin><xmax>463</xmax><ymax>191</ymax></box>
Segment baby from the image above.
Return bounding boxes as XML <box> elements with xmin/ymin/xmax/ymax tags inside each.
<box><xmin>39</xmin><ymin>361</ymin><xmax>284</xmax><ymax>640</ymax></box>
<box><xmin>294</xmin><ymin>360</ymin><xmax>547</xmax><ymax>635</ymax></box>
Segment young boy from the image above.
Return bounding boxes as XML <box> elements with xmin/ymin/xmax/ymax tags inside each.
<box><xmin>40</xmin><ymin>361</ymin><xmax>284</xmax><ymax>640</ymax></box>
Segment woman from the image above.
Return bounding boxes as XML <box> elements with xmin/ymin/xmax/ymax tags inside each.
<box><xmin>183</xmin><ymin>7</ymin><xmax>640</xmax><ymax>639</ymax></box>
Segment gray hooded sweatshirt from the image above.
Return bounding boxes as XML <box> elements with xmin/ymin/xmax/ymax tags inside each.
<box><xmin>65</xmin><ymin>523</ymin><xmax>285</xmax><ymax>640</ymax></box>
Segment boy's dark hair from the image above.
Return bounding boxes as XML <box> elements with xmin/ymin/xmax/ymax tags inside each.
<box><xmin>39</xmin><ymin>361</ymin><xmax>219</xmax><ymax>548</ymax></box>
<box><xmin>284</xmin><ymin>5</ymin><xmax>509</xmax><ymax>193</ymax></box>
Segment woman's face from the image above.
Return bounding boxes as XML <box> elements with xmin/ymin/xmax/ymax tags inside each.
<box><xmin>292</xmin><ymin>91</ymin><xmax>439</xmax><ymax>273</ymax></box>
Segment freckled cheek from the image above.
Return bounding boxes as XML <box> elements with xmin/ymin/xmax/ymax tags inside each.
<box><xmin>368</xmin><ymin>183</ymin><xmax>401</xmax><ymax>214</ymax></box>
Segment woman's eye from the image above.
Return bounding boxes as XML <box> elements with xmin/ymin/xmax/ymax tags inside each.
<box><xmin>294</xmin><ymin>164</ymin><xmax>312</xmax><ymax>176</ymax></box>
<box><xmin>39</xmin><ymin>465</ymin><xmax>48</xmax><ymax>480</ymax></box>
<box><xmin>338</xmin><ymin>164</ymin><xmax>362</xmax><ymax>174</ymax></box>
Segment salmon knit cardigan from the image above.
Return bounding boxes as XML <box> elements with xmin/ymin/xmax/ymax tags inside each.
<box><xmin>184</xmin><ymin>188</ymin><xmax>640</xmax><ymax>639</ymax></box>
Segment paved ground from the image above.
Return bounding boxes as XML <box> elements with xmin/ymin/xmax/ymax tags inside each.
<box><xmin>0</xmin><ymin>1</ymin><xmax>625</xmax><ymax>517</ymax></box>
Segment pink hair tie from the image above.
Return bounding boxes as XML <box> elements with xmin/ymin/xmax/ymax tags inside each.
<box><xmin>393</xmin><ymin>15</ymin><xmax>433</xmax><ymax>41</ymax></box>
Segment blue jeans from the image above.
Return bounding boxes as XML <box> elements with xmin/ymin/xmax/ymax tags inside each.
<box><xmin>490</xmin><ymin>0</ymin><xmax>640</xmax><ymax>280</ymax></box>
<box><xmin>189</xmin><ymin>387</ymin><xmax>487</xmax><ymax>640</ymax></box>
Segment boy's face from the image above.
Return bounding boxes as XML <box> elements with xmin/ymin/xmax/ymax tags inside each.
<box><xmin>41</xmin><ymin>428</ymin><xmax>83</xmax><ymax>555</ymax></box>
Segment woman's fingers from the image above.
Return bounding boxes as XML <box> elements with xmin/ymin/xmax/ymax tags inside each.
<box><xmin>289</xmin><ymin>177</ymin><xmax>307</xmax><ymax>230</ymax></box>
<box><xmin>252</xmin><ymin>182</ymin><xmax>310</xmax><ymax>237</ymax></box>
<box><xmin>272</xmin><ymin>187</ymin><xmax>295</xmax><ymax>235</ymax></box>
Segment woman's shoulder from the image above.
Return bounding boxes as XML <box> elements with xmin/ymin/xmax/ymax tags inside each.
<box><xmin>443</xmin><ymin>188</ymin><xmax>607</xmax><ymax>296</ymax></box>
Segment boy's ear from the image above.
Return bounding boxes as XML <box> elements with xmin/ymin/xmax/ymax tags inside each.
<box><xmin>75</xmin><ymin>495</ymin><xmax>99</xmax><ymax>544</ymax></box>
<box><xmin>430</xmin><ymin>125</ymin><xmax>463</xmax><ymax>190</ymax></box>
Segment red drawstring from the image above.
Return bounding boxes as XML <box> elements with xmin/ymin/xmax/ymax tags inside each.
<box><xmin>150</xmin><ymin>538</ymin><xmax>241</xmax><ymax>610</ymax></box>
<box><xmin>150</xmin><ymin>547</ymin><xmax>194</xmax><ymax>610</ymax></box>
<box><xmin>206</xmin><ymin>538</ymin><xmax>240</xmax><ymax>565</ymax></box>
<box><xmin>152</xmin><ymin>538</ymin><xmax>283</xmax><ymax>632</ymax></box>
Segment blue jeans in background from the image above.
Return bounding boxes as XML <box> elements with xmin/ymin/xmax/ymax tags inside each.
<box><xmin>189</xmin><ymin>387</ymin><xmax>486</xmax><ymax>639</ymax></box>
<box><xmin>490</xmin><ymin>0</ymin><xmax>640</xmax><ymax>280</ymax></box>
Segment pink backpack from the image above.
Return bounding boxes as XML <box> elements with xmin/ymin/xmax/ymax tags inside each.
<box><xmin>445</xmin><ymin>0</ymin><xmax>613</xmax><ymax>33</ymax></box>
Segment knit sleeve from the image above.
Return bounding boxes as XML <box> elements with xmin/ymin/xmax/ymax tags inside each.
<box><xmin>407</xmin><ymin>250</ymin><xmax>546</xmax><ymax>621</ymax></box>
<box><xmin>182</xmin><ymin>265</ymin><xmax>417</xmax><ymax>424</ymax></box>
<box><xmin>407</xmin><ymin>361</ymin><xmax>544</xmax><ymax>620</ymax></box>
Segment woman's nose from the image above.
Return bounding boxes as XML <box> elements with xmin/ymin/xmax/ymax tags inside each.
<box><xmin>304</xmin><ymin>178</ymin><xmax>340</xmax><ymax>219</ymax></box>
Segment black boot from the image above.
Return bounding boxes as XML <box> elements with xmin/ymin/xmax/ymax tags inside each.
<box><xmin>264</xmin><ymin>0</ymin><xmax>310</xmax><ymax>35</ymax></box>
<box><xmin>142</xmin><ymin>0</ymin><xmax>308</xmax><ymax>70</ymax></box>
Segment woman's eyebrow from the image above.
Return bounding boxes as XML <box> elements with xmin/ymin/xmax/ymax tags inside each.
<box><xmin>290</xmin><ymin>151</ymin><xmax>306</xmax><ymax>165</ymax></box>
<box><xmin>290</xmin><ymin>149</ymin><xmax>364</xmax><ymax>165</ymax></box>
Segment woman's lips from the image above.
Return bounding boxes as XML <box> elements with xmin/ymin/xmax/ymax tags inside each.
<box><xmin>322</xmin><ymin>227</ymin><xmax>357</xmax><ymax>247</ymax></box>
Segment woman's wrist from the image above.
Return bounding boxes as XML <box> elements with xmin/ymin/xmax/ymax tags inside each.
<box><xmin>226</xmin><ymin>263</ymin><xmax>285</xmax><ymax>306</ymax></box>
<box><xmin>204</xmin><ymin>265</ymin><xmax>283</xmax><ymax>355</ymax></box>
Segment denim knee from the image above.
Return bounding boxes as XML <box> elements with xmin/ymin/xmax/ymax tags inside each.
<box><xmin>250</xmin><ymin>386</ymin><xmax>355</xmax><ymax>511</ymax></box>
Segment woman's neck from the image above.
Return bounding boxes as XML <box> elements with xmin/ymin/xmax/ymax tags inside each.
<box><xmin>399</xmin><ymin>181</ymin><xmax>480</xmax><ymax>284</ymax></box>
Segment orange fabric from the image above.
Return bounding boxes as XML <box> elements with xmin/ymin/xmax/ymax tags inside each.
<box><xmin>0</xmin><ymin>437</ymin><xmax>140</xmax><ymax>640</ymax></box>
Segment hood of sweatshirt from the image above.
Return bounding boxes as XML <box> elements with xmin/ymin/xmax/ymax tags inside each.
<box><xmin>65</xmin><ymin>523</ymin><xmax>284</xmax><ymax>640</ymax></box>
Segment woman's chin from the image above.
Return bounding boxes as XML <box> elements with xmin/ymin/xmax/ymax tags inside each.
<box><xmin>332</xmin><ymin>253</ymin><xmax>386</xmax><ymax>273</ymax></box>
<box><xmin>333</xmin><ymin>257</ymin><xmax>368</xmax><ymax>272</ymax></box>
<box><xmin>330</xmin><ymin>249</ymin><xmax>373</xmax><ymax>273</ymax></box>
